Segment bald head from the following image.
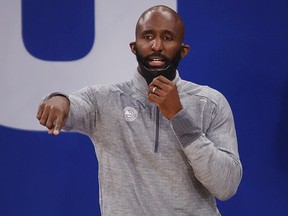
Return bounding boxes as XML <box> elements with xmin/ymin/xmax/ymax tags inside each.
<box><xmin>135</xmin><ymin>5</ymin><xmax>185</xmax><ymax>42</ymax></box>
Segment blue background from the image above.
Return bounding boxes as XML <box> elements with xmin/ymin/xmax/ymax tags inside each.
<box><xmin>1</xmin><ymin>0</ymin><xmax>288</xmax><ymax>215</ymax></box>
<box><xmin>22</xmin><ymin>0</ymin><xmax>94</xmax><ymax>61</ymax></box>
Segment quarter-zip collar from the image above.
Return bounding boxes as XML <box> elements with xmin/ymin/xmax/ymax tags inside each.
<box><xmin>132</xmin><ymin>71</ymin><xmax>181</xmax><ymax>154</ymax></box>
<box><xmin>132</xmin><ymin>70</ymin><xmax>181</xmax><ymax>97</ymax></box>
<box><xmin>154</xmin><ymin>107</ymin><xmax>160</xmax><ymax>153</ymax></box>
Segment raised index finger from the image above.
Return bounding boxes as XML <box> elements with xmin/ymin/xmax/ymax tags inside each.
<box><xmin>149</xmin><ymin>76</ymin><xmax>174</xmax><ymax>92</ymax></box>
<box><xmin>153</xmin><ymin>75</ymin><xmax>174</xmax><ymax>85</ymax></box>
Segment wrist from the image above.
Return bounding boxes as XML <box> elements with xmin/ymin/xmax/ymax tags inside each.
<box><xmin>43</xmin><ymin>92</ymin><xmax>70</xmax><ymax>105</ymax></box>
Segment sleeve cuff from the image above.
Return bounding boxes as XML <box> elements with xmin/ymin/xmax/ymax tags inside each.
<box><xmin>43</xmin><ymin>92</ymin><xmax>70</xmax><ymax>104</ymax></box>
<box><xmin>170</xmin><ymin>109</ymin><xmax>202</xmax><ymax>148</ymax></box>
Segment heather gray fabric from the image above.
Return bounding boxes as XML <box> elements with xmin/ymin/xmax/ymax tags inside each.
<box><xmin>64</xmin><ymin>71</ymin><xmax>242</xmax><ymax>216</ymax></box>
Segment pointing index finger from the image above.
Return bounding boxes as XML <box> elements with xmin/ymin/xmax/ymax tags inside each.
<box><xmin>52</xmin><ymin>117</ymin><xmax>62</xmax><ymax>136</ymax></box>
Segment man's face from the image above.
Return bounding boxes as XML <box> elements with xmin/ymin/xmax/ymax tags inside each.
<box><xmin>134</xmin><ymin>44</ymin><xmax>182</xmax><ymax>73</ymax></box>
<box><xmin>131</xmin><ymin>9</ymin><xmax>187</xmax><ymax>83</ymax></box>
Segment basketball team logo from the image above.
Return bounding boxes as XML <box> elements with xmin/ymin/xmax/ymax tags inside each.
<box><xmin>123</xmin><ymin>106</ymin><xmax>138</xmax><ymax>122</ymax></box>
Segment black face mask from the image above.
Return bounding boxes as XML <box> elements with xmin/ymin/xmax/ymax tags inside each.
<box><xmin>135</xmin><ymin>46</ymin><xmax>182</xmax><ymax>84</ymax></box>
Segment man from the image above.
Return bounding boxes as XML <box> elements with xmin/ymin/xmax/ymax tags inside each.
<box><xmin>37</xmin><ymin>5</ymin><xmax>242</xmax><ymax>216</ymax></box>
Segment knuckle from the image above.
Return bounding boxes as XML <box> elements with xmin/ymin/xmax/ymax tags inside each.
<box><xmin>50</xmin><ymin>105</ymin><xmax>56</xmax><ymax>112</ymax></box>
<box><xmin>38</xmin><ymin>103</ymin><xmax>46</xmax><ymax>111</ymax></box>
<box><xmin>40</xmin><ymin>102</ymin><xmax>46</xmax><ymax>107</ymax></box>
<box><xmin>39</xmin><ymin>119</ymin><xmax>46</xmax><ymax>125</ymax></box>
<box><xmin>50</xmin><ymin>106</ymin><xmax>62</xmax><ymax>116</ymax></box>
<box><xmin>44</xmin><ymin>103</ymin><xmax>52</xmax><ymax>111</ymax></box>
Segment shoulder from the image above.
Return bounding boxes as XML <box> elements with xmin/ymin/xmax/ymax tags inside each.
<box><xmin>78</xmin><ymin>80</ymin><xmax>133</xmax><ymax>96</ymax></box>
<box><xmin>178</xmin><ymin>79</ymin><xmax>229</xmax><ymax>107</ymax></box>
<box><xmin>68</xmin><ymin>80</ymin><xmax>134</xmax><ymax>108</ymax></box>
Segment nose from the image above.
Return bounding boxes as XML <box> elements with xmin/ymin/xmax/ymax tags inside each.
<box><xmin>152</xmin><ymin>38</ymin><xmax>163</xmax><ymax>52</ymax></box>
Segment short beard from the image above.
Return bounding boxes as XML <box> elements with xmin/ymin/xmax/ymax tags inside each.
<box><xmin>135</xmin><ymin>47</ymin><xmax>182</xmax><ymax>84</ymax></box>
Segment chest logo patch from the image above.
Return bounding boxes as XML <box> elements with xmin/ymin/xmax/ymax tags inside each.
<box><xmin>123</xmin><ymin>106</ymin><xmax>138</xmax><ymax>122</ymax></box>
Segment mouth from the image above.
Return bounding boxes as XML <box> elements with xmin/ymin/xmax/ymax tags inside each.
<box><xmin>147</xmin><ymin>57</ymin><xmax>166</xmax><ymax>68</ymax></box>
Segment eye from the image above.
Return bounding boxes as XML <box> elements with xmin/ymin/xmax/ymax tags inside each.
<box><xmin>163</xmin><ymin>34</ymin><xmax>173</xmax><ymax>41</ymax></box>
<box><xmin>143</xmin><ymin>34</ymin><xmax>153</xmax><ymax>40</ymax></box>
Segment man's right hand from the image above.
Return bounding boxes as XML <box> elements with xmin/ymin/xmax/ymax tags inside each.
<box><xmin>36</xmin><ymin>95</ymin><xmax>70</xmax><ymax>135</ymax></box>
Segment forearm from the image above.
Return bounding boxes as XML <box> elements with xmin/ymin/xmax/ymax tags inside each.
<box><xmin>64</xmin><ymin>87</ymin><xmax>97</xmax><ymax>135</ymax></box>
<box><xmin>170</xmin><ymin>108</ymin><xmax>242</xmax><ymax>200</ymax></box>
<box><xmin>182</xmin><ymin>134</ymin><xmax>242</xmax><ymax>200</ymax></box>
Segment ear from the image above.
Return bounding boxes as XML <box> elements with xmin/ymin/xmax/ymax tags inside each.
<box><xmin>181</xmin><ymin>44</ymin><xmax>190</xmax><ymax>58</ymax></box>
<box><xmin>129</xmin><ymin>42</ymin><xmax>136</xmax><ymax>55</ymax></box>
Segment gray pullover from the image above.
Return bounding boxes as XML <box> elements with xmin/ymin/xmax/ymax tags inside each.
<box><xmin>64</xmin><ymin>71</ymin><xmax>242</xmax><ymax>216</ymax></box>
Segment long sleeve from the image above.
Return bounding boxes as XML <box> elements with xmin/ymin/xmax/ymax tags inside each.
<box><xmin>64</xmin><ymin>86</ymin><xmax>98</xmax><ymax>135</ymax></box>
<box><xmin>170</xmin><ymin>93</ymin><xmax>242</xmax><ymax>201</ymax></box>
